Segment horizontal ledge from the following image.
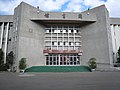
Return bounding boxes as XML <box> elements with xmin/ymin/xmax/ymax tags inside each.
<box><xmin>31</xmin><ymin>18</ymin><xmax>96</xmax><ymax>26</ymax></box>
<box><xmin>43</xmin><ymin>49</ymin><xmax>83</xmax><ymax>54</ymax></box>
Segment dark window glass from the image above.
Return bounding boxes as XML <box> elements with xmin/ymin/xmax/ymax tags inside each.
<box><xmin>71</xmin><ymin>30</ymin><xmax>73</xmax><ymax>33</ymax></box>
<box><xmin>74</xmin><ymin>62</ymin><xmax>76</xmax><ymax>65</ymax></box>
<box><xmin>52</xmin><ymin>29</ymin><xmax>54</xmax><ymax>33</ymax></box>
<box><xmin>54</xmin><ymin>62</ymin><xmax>56</xmax><ymax>65</ymax></box>
<box><xmin>58</xmin><ymin>42</ymin><xmax>60</xmax><ymax>45</ymax></box>
<box><xmin>46</xmin><ymin>55</ymin><xmax>49</xmax><ymax>60</ymax></box>
<box><xmin>70</xmin><ymin>62</ymin><xmax>73</xmax><ymax>65</ymax></box>
<box><xmin>69</xmin><ymin>42</ymin><xmax>71</xmax><ymax>45</ymax></box>
<box><xmin>46</xmin><ymin>60</ymin><xmax>49</xmax><ymax>65</ymax></box>
<box><xmin>52</xmin><ymin>42</ymin><xmax>54</xmax><ymax>45</ymax></box>
<box><xmin>76</xmin><ymin>30</ymin><xmax>79</xmax><ymax>33</ymax></box>
<box><xmin>64</xmin><ymin>42</ymin><xmax>65</xmax><ymax>45</ymax></box>
<box><xmin>50</xmin><ymin>62</ymin><xmax>52</xmax><ymax>65</ymax></box>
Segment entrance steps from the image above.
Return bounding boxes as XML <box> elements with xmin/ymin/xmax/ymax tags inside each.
<box><xmin>25</xmin><ymin>66</ymin><xmax>92</xmax><ymax>72</ymax></box>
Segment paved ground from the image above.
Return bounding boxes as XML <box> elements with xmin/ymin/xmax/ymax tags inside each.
<box><xmin>0</xmin><ymin>72</ymin><xmax>120</xmax><ymax>90</ymax></box>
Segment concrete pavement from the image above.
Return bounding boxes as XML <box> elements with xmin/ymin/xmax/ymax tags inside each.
<box><xmin>0</xmin><ymin>72</ymin><xmax>120</xmax><ymax>90</ymax></box>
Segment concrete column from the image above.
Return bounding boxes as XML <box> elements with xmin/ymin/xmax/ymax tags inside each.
<box><xmin>73</xmin><ymin>27</ymin><xmax>75</xmax><ymax>50</ymax></box>
<box><xmin>4</xmin><ymin>22</ymin><xmax>9</xmax><ymax>63</ymax></box>
<box><xmin>51</xmin><ymin>26</ymin><xmax>52</xmax><ymax>50</ymax></box>
<box><xmin>111</xmin><ymin>25</ymin><xmax>115</xmax><ymax>63</ymax></box>
<box><xmin>114</xmin><ymin>25</ymin><xmax>118</xmax><ymax>63</ymax></box>
<box><xmin>115</xmin><ymin>25</ymin><xmax>119</xmax><ymax>51</ymax></box>
<box><xmin>68</xmin><ymin>26</ymin><xmax>69</xmax><ymax>50</ymax></box>
<box><xmin>58</xmin><ymin>54</ymin><xmax>60</xmax><ymax>65</ymax></box>
<box><xmin>57</xmin><ymin>26</ymin><xmax>58</xmax><ymax>50</ymax></box>
<box><xmin>0</xmin><ymin>23</ymin><xmax>4</xmax><ymax>49</ymax></box>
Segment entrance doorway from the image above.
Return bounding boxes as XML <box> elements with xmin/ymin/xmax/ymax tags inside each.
<box><xmin>46</xmin><ymin>54</ymin><xmax>81</xmax><ymax>66</ymax></box>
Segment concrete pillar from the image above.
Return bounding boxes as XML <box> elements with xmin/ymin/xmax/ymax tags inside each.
<box><xmin>0</xmin><ymin>23</ymin><xmax>4</xmax><ymax>49</ymax></box>
<box><xmin>4</xmin><ymin>22</ymin><xmax>9</xmax><ymax>64</ymax></box>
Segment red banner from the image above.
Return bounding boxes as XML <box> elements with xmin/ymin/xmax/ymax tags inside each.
<box><xmin>43</xmin><ymin>49</ymin><xmax>82</xmax><ymax>54</ymax></box>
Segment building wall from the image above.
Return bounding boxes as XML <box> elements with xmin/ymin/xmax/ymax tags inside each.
<box><xmin>81</xmin><ymin>5</ymin><xmax>113</xmax><ymax>68</ymax></box>
<box><xmin>0</xmin><ymin>2</ymin><xmax>116</xmax><ymax>70</ymax></box>
<box><xmin>12</xmin><ymin>2</ymin><xmax>96</xmax><ymax>69</ymax></box>
<box><xmin>13</xmin><ymin>2</ymin><xmax>45</xmax><ymax>71</ymax></box>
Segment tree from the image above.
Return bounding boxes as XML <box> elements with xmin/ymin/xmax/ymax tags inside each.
<box><xmin>0</xmin><ymin>49</ymin><xmax>4</xmax><ymax>71</ymax></box>
<box><xmin>116</xmin><ymin>47</ymin><xmax>120</xmax><ymax>63</ymax></box>
<box><xmin>6</xmin><ymin>51</ymin><xmax>14</xmax><ymax>69</ymax></box>
<box><xmin>0</xmin><ymin>49</ymin><xmax>4</xmax><ymax>65</ymax></box>
<box><xmin>19</xmin><ymin>58</ymin><xmax>27</xmax><ymax>70</ymax></box>
<box><xmin>88</xmin><ymin>58</ymin><xmax>97</xmax><ymax>69</ymax></box>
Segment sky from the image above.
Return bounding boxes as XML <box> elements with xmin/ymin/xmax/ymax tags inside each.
<box><xmin>0</xmin><ymin>0</ymin><xmax>120</xmax><ymax>17</ymax></box>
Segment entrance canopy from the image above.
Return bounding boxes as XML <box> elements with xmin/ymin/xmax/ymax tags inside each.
<box><xmin>31</xmin><ymin>18</ymin><xmax>96</xmax><ymax>26</ymax></box>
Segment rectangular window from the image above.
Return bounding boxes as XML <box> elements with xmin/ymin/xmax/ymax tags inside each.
<box><xmin>53</xmin><ymin>56</ymin><xmax>56</xmax><ymax>65</ymax></box>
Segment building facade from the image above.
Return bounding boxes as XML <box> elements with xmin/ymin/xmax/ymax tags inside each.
<box><xmin>0</xmin><ymin>15</ymin><xmax>13</xmax><ymax>63</ymax></box>
<box><xmin>0</xmin><ymin>2</ymin><xmax>119</xmax><ymax>71</ymax></box>
<box><xmin>110</xmin><ymin>18</ymin><xmax>120</xmax><ymax>63</ymax></box>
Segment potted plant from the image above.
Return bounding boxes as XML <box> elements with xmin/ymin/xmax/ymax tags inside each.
<box><xmin>19</xmin><ymin>58</ymin><xmax>27</xmax><ymax>73</ymax></box>
<box><xmin>88</xmin><ymin>58</ymin><xmax>97</xmax><ymax>70</ymax></box>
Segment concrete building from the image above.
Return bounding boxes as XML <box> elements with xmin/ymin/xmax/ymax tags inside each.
<box><xmin>1</xmin><ymin>2</ymin><xmax>119</xmax><ymax>71</ymax></box>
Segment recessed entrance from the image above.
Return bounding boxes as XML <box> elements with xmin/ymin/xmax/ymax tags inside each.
<box><xmin>46</xmin><ymin>54</ymin><xmax>81</xmax><ymax>66</ymax></box>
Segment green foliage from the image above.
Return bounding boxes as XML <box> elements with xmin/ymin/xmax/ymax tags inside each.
<box><xmin>0</xmin><ymin>49</ymin><xmax>4</xmax><ymax>65</ymax></box>
<box><xmin>0</xmin><ymin>49</ymin><xmax>5</xmax><ymax>71</ymax></box>
<box><xmin>6</xmin><ymin>51</ymin><xmax>14</xmax><ymax>69</ymax></box>
<box><xmin>116</xmin><ymin>47</ymin><xmax>120</xmax><ymax>63</ymax></box>
<box><xmin>0</xmin><ymin>64</ymin><xmax>6</xmax><ymax>71</ymax></box>
<box><xmin>19</xmin><ymin>58</ymin><xmax>27</xmax><ymax>70</ymax></box>
<box><xmin>88</xmin><ymin>58</ymin><xmax>97</xmax><ymax>69</ymax></box>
